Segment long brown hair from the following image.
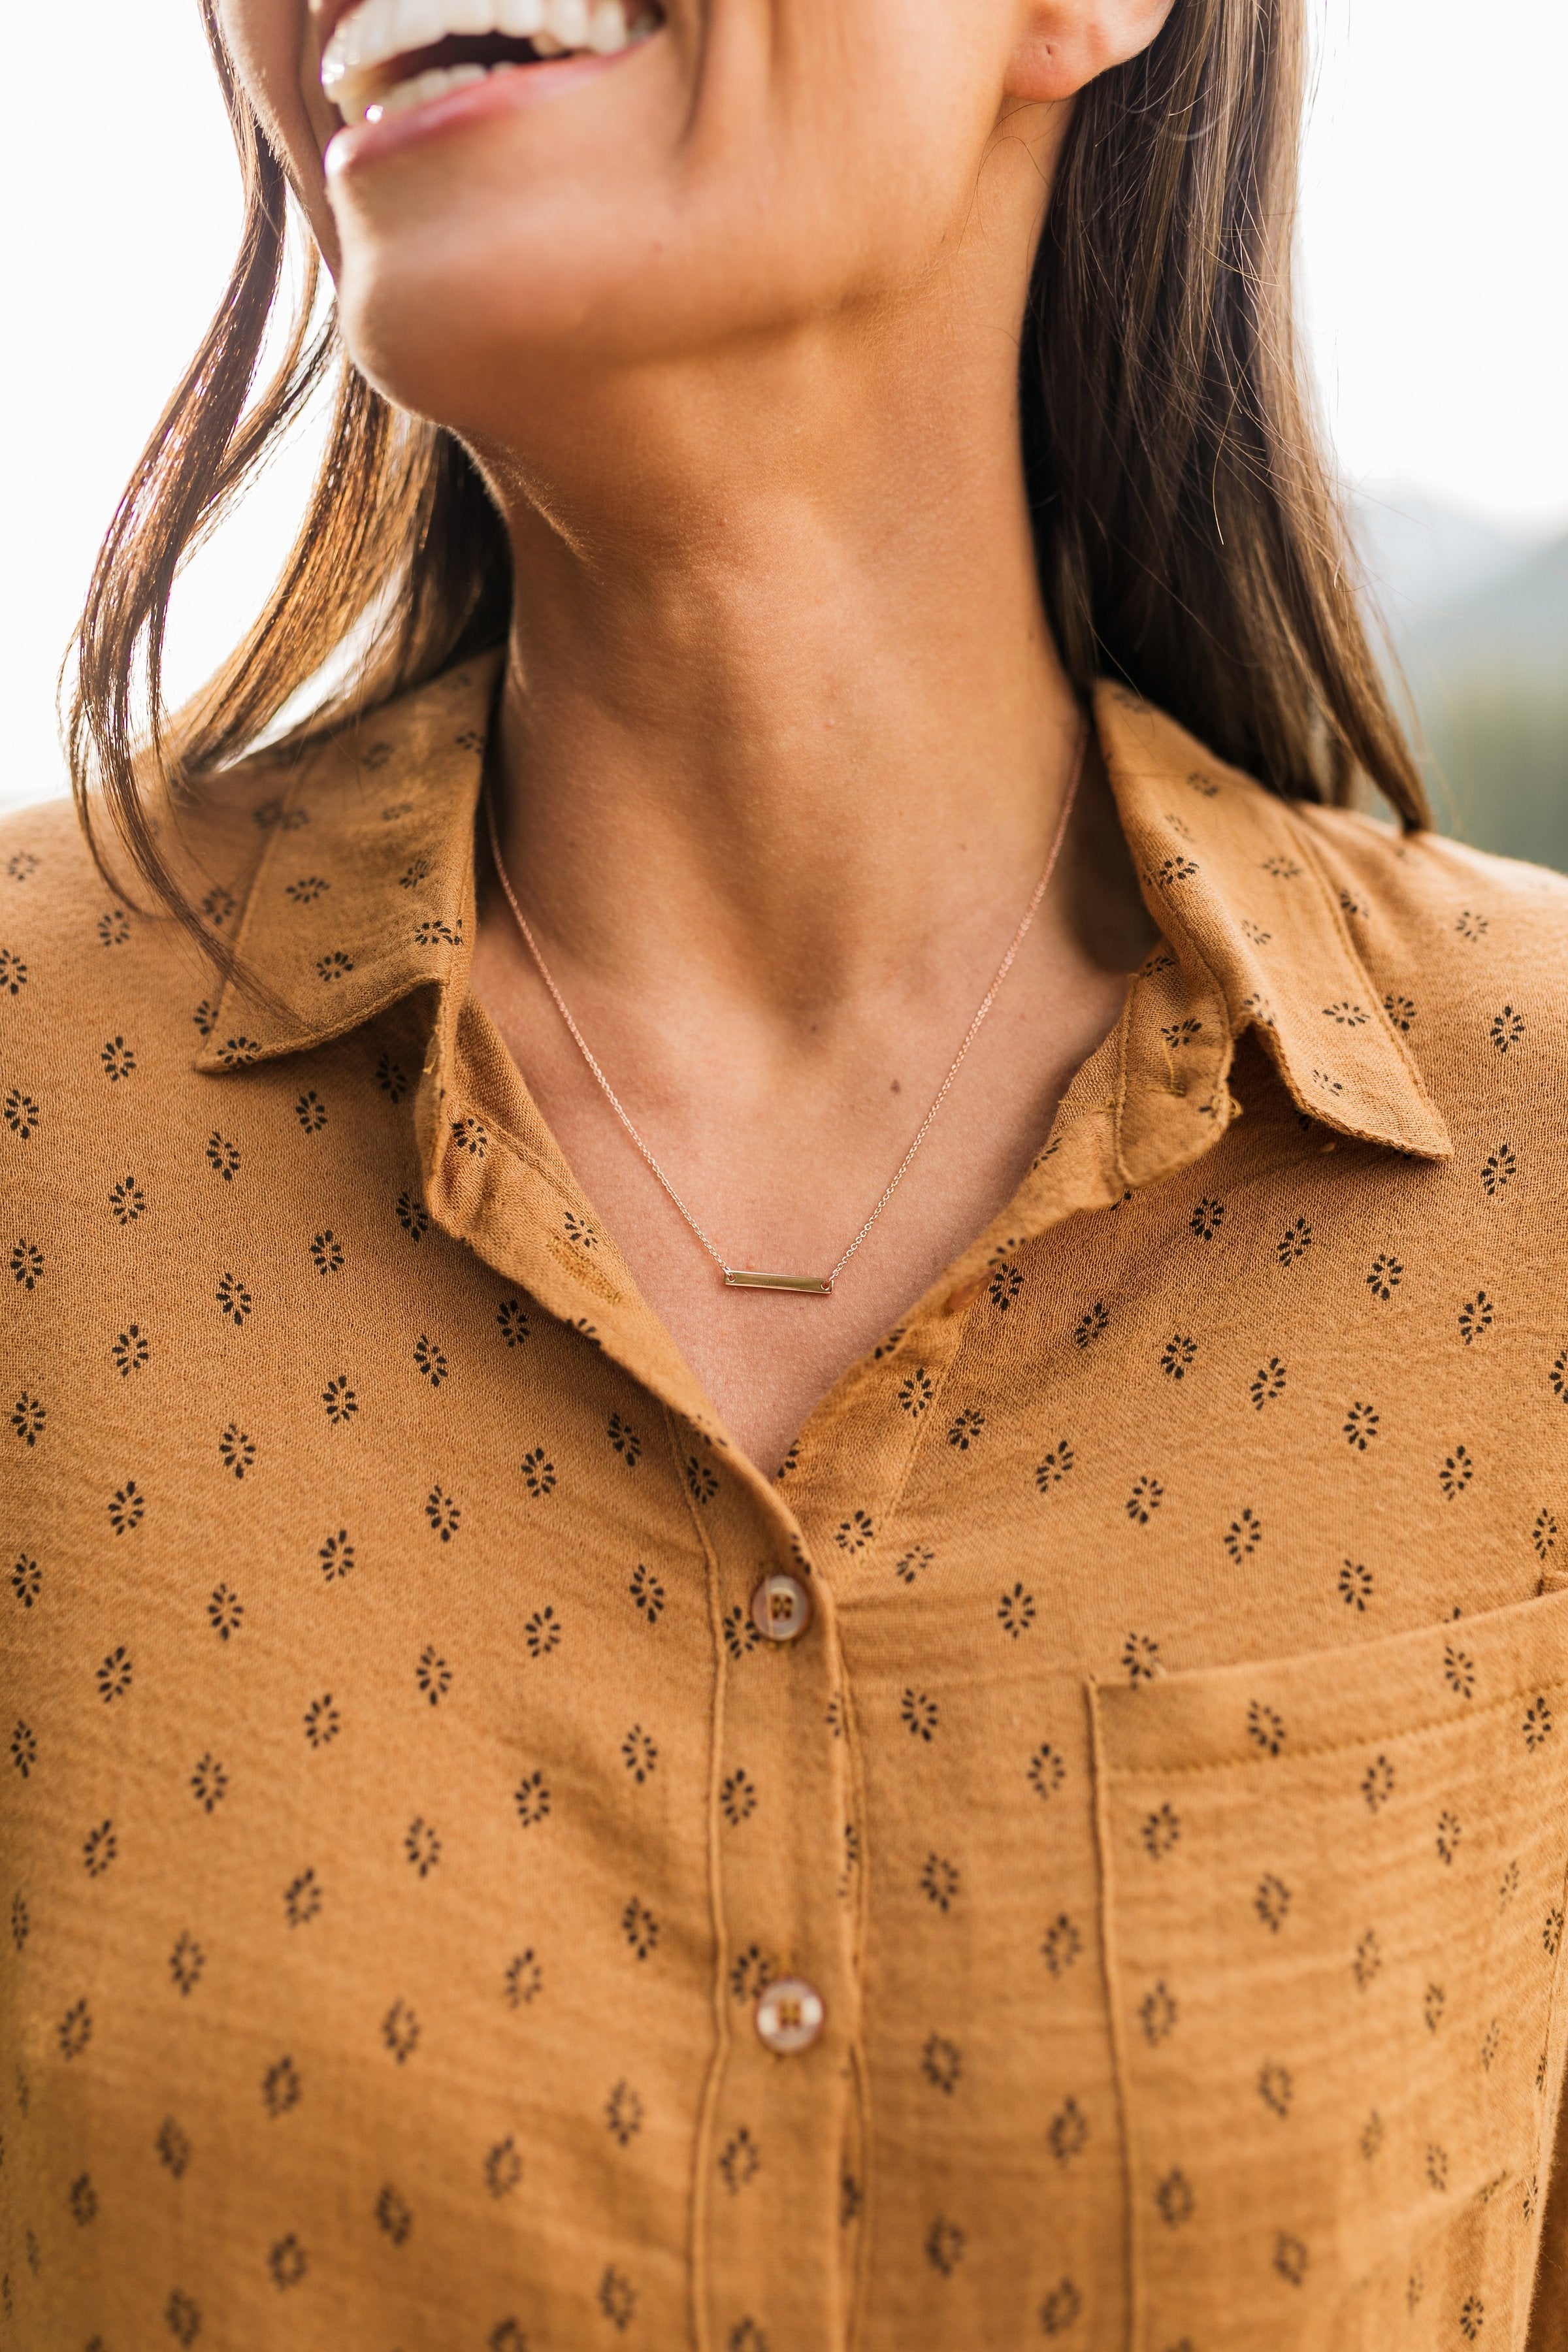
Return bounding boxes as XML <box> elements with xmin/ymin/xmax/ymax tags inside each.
<box><xmin>69</xmin><ymin>0</ymin><xmax>1425</xmax><ymax>955</ymax></box>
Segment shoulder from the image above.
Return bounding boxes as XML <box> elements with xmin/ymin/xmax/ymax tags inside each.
<box><xmin>1293</xmin><ymin>798</ymin><xmax>1568</xmax><ymax>965</ymax></box>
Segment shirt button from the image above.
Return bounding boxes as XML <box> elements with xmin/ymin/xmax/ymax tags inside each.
<box><xmin>751</xmin><ymin>1571</ymin><xmax>811</xmax><ymax>1644</ymax></box>
<box><xmin>755</xmin><ymin>1976</ymin><xmax>825</xmax><ymax>2055</ymax></box>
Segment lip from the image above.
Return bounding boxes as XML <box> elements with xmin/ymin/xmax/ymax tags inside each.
<box><xmin>324</xmin><ymin>41</ymin><xmax>649</xmax><ymax>175</ymax></box>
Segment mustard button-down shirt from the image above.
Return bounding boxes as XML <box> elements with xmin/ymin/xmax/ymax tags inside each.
<box><xmin>5</xmin><ymin>659</ymin><xmax>1568</xmax><ymax>2351</ymax></box>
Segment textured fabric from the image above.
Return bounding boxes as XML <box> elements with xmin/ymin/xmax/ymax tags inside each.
<box><xmin>4</xmin><ymin>657</ymin><xmax>1568</xmax><ymax>2352</ymax></box>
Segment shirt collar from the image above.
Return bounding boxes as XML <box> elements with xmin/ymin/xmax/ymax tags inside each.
<box><xmin>193</xmin><ymin>658</ymin><xmax>1450</xmax><ymax>1177</ymax></box>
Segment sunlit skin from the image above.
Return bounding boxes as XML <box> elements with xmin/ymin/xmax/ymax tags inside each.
<box><xmin>221</xmin><ymin>0</ymin><xmax>1171</xmax><ymax>1471</ymax></box>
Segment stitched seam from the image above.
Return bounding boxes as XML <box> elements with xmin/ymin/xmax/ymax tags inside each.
<box><xmin>1089</xmin><ymin>1676</ymin><xmax>1143</xmax><ymax>2352</ymax></box>
<box><xmin>1102</xmin><ymin>1674</ymin><xmax>1568</xmax><ymax>1783</ymax></box>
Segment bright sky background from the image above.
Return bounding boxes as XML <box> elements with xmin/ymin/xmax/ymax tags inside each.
<box><xmin>1</xmin><ymin>0</ymin><xmax>1563</xmax><ymax>809</ymax></box>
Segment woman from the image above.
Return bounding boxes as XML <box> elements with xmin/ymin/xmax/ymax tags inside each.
<box><xmin>5</xmin><ymin>0</ymin><xmax>1567</xmax><ymax>2344</ymax></box>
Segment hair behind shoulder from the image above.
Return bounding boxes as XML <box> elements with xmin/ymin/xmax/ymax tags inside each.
<box><xmin>68</xmin><ymin>0</ymin><xmax>1424</xmax><ymax>962</ymax></box>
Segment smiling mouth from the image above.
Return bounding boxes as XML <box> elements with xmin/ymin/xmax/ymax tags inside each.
<box><xmin>321</xmin><ymin>0</ymin><xmax>663</xmax><ymax>122</ymax></box>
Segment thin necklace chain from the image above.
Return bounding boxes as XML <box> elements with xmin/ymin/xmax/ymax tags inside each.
<box><xmin>485</xmin><ymin>721</ymin><xmax>1087</xmax><ymax>1294</ymax></box>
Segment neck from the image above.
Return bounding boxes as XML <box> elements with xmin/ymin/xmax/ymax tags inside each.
<box><xmin>485</xmin><ymin>312</ymin><xmax>1085</xmax><ymax>1021</ymax></box>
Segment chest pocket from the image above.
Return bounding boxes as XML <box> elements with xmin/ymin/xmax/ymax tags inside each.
<box><xmin>1093</xmin><ymin>1587</ymin><xmax>1568</xmax><ymax>2352</ymax></box>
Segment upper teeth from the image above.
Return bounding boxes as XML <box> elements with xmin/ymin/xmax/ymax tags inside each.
<box><xmin>321</xmin><ymin>0</ymin><xmax>648</xmax><ymax>110</ymax></box>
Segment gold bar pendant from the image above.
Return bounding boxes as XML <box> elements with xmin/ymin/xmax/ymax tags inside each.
<box><xmin>723</xmin><ymin>1268</ymin><xmax>834</xmax><ymax>1296</ymax></box>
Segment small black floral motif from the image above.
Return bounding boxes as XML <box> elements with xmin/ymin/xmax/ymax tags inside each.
<box><xmin>921</xmin><ymin>1855</ymin><xmax>960</xmax><ymax>1912</ymax></box>
<box><xmin>629</xmin><ymin>1564</ymin><xmax>664</xmax><ymax>1624</ymax></box>
<box><xmin>902</xmin><ymin>1690</ymin><xmax>939</xmax><ymax>1742</ymax></box>
<box><xmin>450</xmin><ymin>1117</ymin><xmax>489</xmax><ymax>1158</ymax></box>
<box><xmin>376</xmin><ymin>1051</ymin><xmax>410</xmax><ymax>1103</ymax></box>
<box><xmin>205</xmin><ymin>1132</ymin><xmax>241</xmax><ymax>1183</ymax></box>
<box><xmin>594</xmin><ymin>2080</ymin><xmax>644</xmax><ymax>2149</ymax></box>
<box><xmin>218</xmin><ymin>1423</ymin><xmax>256</xmax><ymax>1479</ymax></box>
<box><xmin>424</xmin><ymin>1484</ymin><xmax>461</xmax><ymax>1543</ymax></box>
<box><xmin>58</xmin><ymin>1998</ymin><xmax>93</xmax><ymax>2058</ymax></box>
<box><xmin>1074</xmin><ymin>1301</ymin><xmax>1110</xmax><ymax>1348</ymax></box>
<box><xmin>216</xmin><ymin>1036</ymin><xmax>259</xmax><ymax>1071</ymax></box>
<box><xmin>1366</xmin><ymin>1254</ymin><xmax>1403</xmax><ymax>1301</ymax></box>
<box><xmin>988</xmin><ymin>1261</ymin><xmax>1024</xmax><ymax>1311</ymax></box>
<box><xmin>686</xmin><ymin>1456</ymin><xmax>719</xmax><ymax>1505</ymax></box>
<box><xmin>1036</xmin><ymin>1440</ymin><xmax>1075</xmax><ymax>1494</ymax></box>
<box><xmin>9</xmin><ymin>1239</ymin><xmax>42</xmax><ymax>1290</ymax></box>
<box><xmin>717</xmin><ymin>2126</ymin><xmax>760</xmax><ymax>2194</ymax></box>
<box><xmin>923</xmin><ymin>2034</ymin><xmax>962</xmax><ymax>2095</ymax></box>
<box><xmin>998</xmin><ymin>1584</ymin><xmax>1037</xmax><ymax>1640</ymax></box>
<box><xmin>1322</xmin><ymin>1000</ymin><xmax>1369</xmax><ymax>1028</ymax></box>
<box><xmin>307</xmin><ymin>1230</ymin><xmax>345</xmax><ymax>1278</ymax></box>
<box><xmin>1362</xmin><ymin>1754</ymin><xmax>1396</xmax><ymax>1813</ymax></box>
<box><xmin>521</xmin><ymin>1447</ymin><xmax>556</xmax><ymax>1499</ymax></box>
<box><xmin>1343</xmin><ymin>1401</ymin><xmax>1380</xmax><ymax>1451</ymax></box>
<box><xmin>621</xmin><ymin>1725</ymin><xmax>659</xmax><ymax>1786</ymax></box>
<box><xmin>190</xmin><ymin>996</ymin><xmax>219</xmax><ymax>1042</ymax></box>
<box><xmin>514</xmin><ymin>1770</ymin><xmax>551</xmax><ymax>1828</ymax></box>
<box><xmin>208</xmin><ymin>1583</ymin><xmax>243</xmax><ymax>1639</ymax></box>
<box><xmin>622</xmin><ymin>1898</ymin><xmax>659</xmax><ymax>1961</ymax></box>
<box><xmin>9</xmin><ymin>1719</ymin><xmax>37</xmax><ymax>1777</ymax></box>
<box><xmin>1360</xmin><ymin>2109</ymin><xmax>1384</xmax><ymax>2159</ymax></box>
<box><xmin>1274</xmin><ymin>2236</ymin><xmax>1309</xmax><ymax>2287</ymax></box>
<box><xmin>729</xmin><ymin>1944</ymin><xmax>779</xmax><ymax>2004</ymax></box>
<box><xmin>1482</xmin><ymin>1142</ymin><xmax>1517</xmax><ymax>1196</ymax></box>
<box><xmin>894</xmin><ymin>1544</ymin><xmax>936</xmax><ymax>1586</ymax></box>
<box><xmin>1247</xmin><ymin>1699</ymin><xmax>1286</xmax><ymax>1754</ymax></box>
<box><xmin>1256</xmin><ymin>1873</ymin><xmax>1292</xmax><ymax>1933</ymax></box>
<box><xmin>1258</xmin><ymin>2061</ymin><xmax>1292</xmax><ymax>2117</ymax></box>
<box><xmin>899</xmin><ymin>1368</ymin><xmax>935</xmax><ymax>1416</ymax></box>
<box><xmin>1458</xmin><ymin>1293</ymin><xmax>1494</xmax><ymax>1345</ymax></box>
<box><xmin>293</xmin><ymin>1090</ymin><xmax>329</xmax><ymax>1137</ymax></box>
<box><xmin>523</xmin><ymin>1607</ymin><xmax>561</xmax><ymax>1659</ymax></box>
<box><xmin>1383</xmin><ymin>992</ymin><xmax>1416</xmax><ymax>1032</ymax></box>
<box><xmin>1225</xmin><ymin>1508</ymin><xmax>1264</xmax><ymax>1562</ymax></box>
<box><xmin>404</xmin><ymin>1817</ymin><xmax>442</xmax><ymax>1877</ymax></box>
<box><xmin>3</xmin><ymin>1088</ymin><xmax>40</xmax><ymax>1140</ymax></box>
<box><xmin>1156</xmin><ymin>2170</ymin><xmax>1194</xmax><ymax>2227</ymax></box>
<box><xmin>170</xmin><ymin>1933</ymin><xmax>205</xmax><ymax>1996</ymax></box>
<box><xmin>191</xmin><ymin>1754</ymin><xmax>228</xmax><ymax>1814</ymax></box>
<box><xmin>1460</xmin><ymin>2296</ymin><xmax>1484</xmax><ymax>2342</ymax></box>
<box><xmin>315</xmin><ymin>951</ymin><xmax>355</xmax><ymax>984</ymax></box>
<box><xmin>1535</xmin><ymin>1511</ymin><xmax>1560</xmax><ymax>1561</ymax></box>
<box><xmin>1277</xmin><ymin>1216</ymin><xmax>1313</xmax><ymax>1267</ymax></box>
<box><xmin>372</xmin><ymin>2187</ymin><xmax>412</xmax><ymax>2249</ymax></box>
<box><xmin>1424</xmin><ymin>1981</ymin><xmax>1445</xmax><ymax>2033</ymax></box>
<box><xmin>10</xmin><ymin>1392</ymin><xmax>44</xmax><ymax>1447</ymax></box>
<box><xmin>10</xmin><ymin>1554</ymin><xmax>40</xmax><ymax>1609</ymax></box>
<box><xmin>1039</xmin><ymin>2279</ymin><xmax>1083</xmax><ymax>2339</ymax></box>
<box><xmin>1435</xmin><ymin>1809</ymin><xmax>1462</xmax><ymax>1866</ymax></box>
<box><xmin>285</xmin><ymin>1870</ymin><xmax>321</xmax><ymax>1928</ymax></box>
<box><xmin>924</xmin><ymin>2217</ymin><xmax>966</xmax><ymax>2276</ymax></box>
<box><xmin>1524</xmin><ymin>1697</ymin><xmax>1554</xmax><ymax>1752</ymax></box>
<box><xmin>108</xmin><ymin>1322</ymin><xmax>152</xmax><ymax>1379</ymax></box>
<box><xmin>395</xmin><ymin>1190</ymin><xmax>433</xmax><ymax>1245</ymax></box>
<box><xmin>485</xmin><ymin>2137</ymin><xmax>523</xmax><ymax>2198</ymax></box>
<box><xmin>165</xmin><ymin>2291</ymin><xmax>201</xmax><ymax>2344</ymax></box>
<box><xmin>99</xmin><ymin>1034</ymin><xmax>137</xmax><ymax>1083</ymax></box>
<box><xmin>1043</xmin><ymin>1916</ymin><xmax>1083</xmax><ymax>1977</ymax></box>
<box><xmin>1337</xmin><ymin>1559</ymin><xmax>1374</xmax><ymax>1611</ymax></box>
<box><xmin>1500</xmin><ymin>1859</ymin><xmax>1521</xmax><ymax>1906</ymax></box>
<box><xmin>1190</xmin><ymin>1197</ymin><xmax>1226</xmax><ymax>1241</ymax></box>
<box><xmin>1126</xmin><ymin>1476</ymin><xmax>1164</xmax><ymax>1525</ymax></box>
<box><xmin>415</xmin><ymin>1648</ymin><xmax>451</xmax><ymax>1707</ymax></box>
<box><xmin>1047</xmin><ymin>2097</ymin><xmax>1087</xmax><ymax>2162</ymax></box>
<box><xmin>262</xmin><ymin>2055</ymin><xmax>301</xmax><ymax>2118</ymax></box>
<box><xmin>1261</xmin><ymin>853</ymin><xmax>1301</xmax><ymax>880</ymax></box>
<box><xmin>156</xmin><ymin>2117</ymin><xmax>191</xmax><ymax>2178</ymax></box>
<box><xmin>382</xmin><ymin>1999</ymin><xmax>420</xmax><ymax>2063</ymax></box>
<box><xmin>836</xmin><ymin>1509</ymin><xmax>874</xmax><ymax>1552</ymax></box>
<box><xmin>1122</xmin><ymin>1631</ymin><xmax>1161</xmax><ymax>1683</ymax></box>
<box><xmin>1151</xmin><ymin>854</ymin><xmax>1199</xmax><ymax>887</ymax></box>
<box><xmin>1543</xmin><ymin>1908</ymin><xmax>1567</xmax><ymax>1961</ymax></box>
<box><xmin>96</xmin><ymin>1644</ymin><xmax>133</xmax><ymax>1704</ymax></box>
<box><xmin>1142</xmin><ymin>1985</ymin><xmax>1175</xmax><ymax>2041</ymax></box>
<box><xmin>489</xmin><ymin>2324</ymin><xmax>527</xmax><ymax>2352</ymax></box>
<box><xmin>322</xmin><ymin>1375</ymin><xmax>358</xmax><ymax>1425</ymax></box>
<box><xmin>1240</xmin><ymin>917</ymin><xmax>1272</xmax><ymax>947</ymax></box>
<box><xmin>1455</xmin><ymin>909</ymin><xmax>1489</xmax><ymax>942</ymax></box>
<box><xmin>723</xmin><ymin>1605</ymin><xmax>762</xmax><ymax>1659</ymax></box>
<box><xmin>504</xmin><ymin>1950</ymin><xmax>544</xmax><ymax>2008</ymax></box>
<box><xmin>1440</xmin><ymin>1446</ymin><xmax>1475</xmax><ymax>1500</ymax></box>
<box><xmin>946</xmin><ymin>1407</ymin><xmax>985</xmax><ymax>1450</ymax></box>
<box><xmin>598</xmin><ymin>2269</ymin><xmax>637</xmax><ymax>2332</ymax></box>
<box><xmin>1141</xmin><ymin>1803</ymin><xmax>1180</xmax><ymax>1859</ymax></box>
<box><xmin>1552</xmin><ymin>1351</ymin><xmax>1568</xmax><ymax>1407</ymax></box>
<box><xmin>1443</xmin><ymin>1643</ymin><xmax>1477</xmax><ymax>1699</ymax></box>
<box><xmin>721</xmin><ymin>1770</ymin><xmax>757</xmax><ymax>1826</ymax></box>
<box><xmin>215</xmin><ymin>1272</ymin><xmax>252</xmax><ymax>1328</ymax></box>
<box><xmin>269</xmin><ymin>2234</ymin><xmax>308</xmax><ymax>2289</ymax></box>
<box><xmin>108</xmin><ymin>1481</ymin><xmax>145</xmax><ymax>1537</ymax></box>
<box><xmin>303</xmin><ymin>1695</ymin><xmax>340</xmax><ymax>1749</ymax></box>
<box><xmin>602</xmin><ymin>1413</ymin><xmax>642</xmax><ymax>1472</ymax></box>
<box><xmin>1243</xmin><ymin>1358</ymin><xmax>1286</xmax><ymax>1414</ymax></box>
<box><xmin>0</xmin><ymin>947</ymin><xmax>27</xmax><ymax>994</ymax></box>
<box><xmin>1162</xmin><ymin>1015</ymin><xmax>1203</xmax><ymax>1049</ymax></box>
<box><xmin>286</xmin><ymin>875</ymin><xmax>330</xmax><ymax>906</ymax></box>
<box><xmin>1160</xmin><ymin>1333</ymin><xmax>1198</xmax><ymax>1380</ymax></box>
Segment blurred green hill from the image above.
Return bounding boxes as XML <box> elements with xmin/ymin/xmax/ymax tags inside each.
<box><xmin>1355</xmin><ymin>489</ymin><xmax>1568</xmax><ymax>872</ymax></box>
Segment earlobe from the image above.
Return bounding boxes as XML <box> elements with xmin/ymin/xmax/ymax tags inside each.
<box><xmin>1005</xmin><ymin>0</ymin><xmax>1177</xmax><ymax>103</ymax></box>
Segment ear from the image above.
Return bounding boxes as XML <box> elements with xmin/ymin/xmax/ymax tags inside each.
<box><xmin>1004</xmin><ymin>0</ymin><xmax>1177</xmax><ymax>102</ymax></box>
